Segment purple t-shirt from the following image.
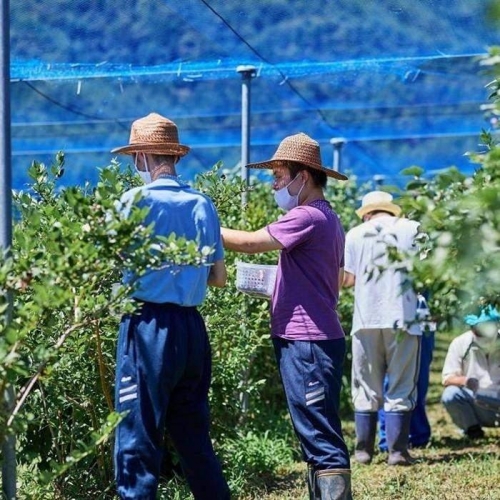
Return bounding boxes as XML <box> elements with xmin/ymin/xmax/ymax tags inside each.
<box><xmin>266</xmin><ymin>199</ymin><xmax>345</xmax><ymax>341</ymax></box>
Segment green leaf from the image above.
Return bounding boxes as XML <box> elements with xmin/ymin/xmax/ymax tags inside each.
<box><xmin>400</xmin><ymin>166</ymin><xmax>424</xmax><ymax>177</ymax></box>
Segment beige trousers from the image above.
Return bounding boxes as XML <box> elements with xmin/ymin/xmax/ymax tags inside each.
<box><xmin>351</xmin><ymin>328</ymin><xmax>421</xmax><ymax>412</ymax></box>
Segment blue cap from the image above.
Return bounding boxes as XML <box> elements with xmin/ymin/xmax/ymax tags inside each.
<box><xmin>464</xmin><ymin>305</ymin><xmax>500</xmax><ymax>326</ymax></box>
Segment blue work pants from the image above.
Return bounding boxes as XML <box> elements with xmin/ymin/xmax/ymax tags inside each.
<box><xmin>273</xmin><ymin>337</ymin><xmax>350</xmax><ymax>471</ymax></box>
<box><xmin>442</xmin><ymin>385</ymin><xmax>498</xmax><ymax>431</ymax></box>
<box><xmin>114</xmin><ymin>302</ymin><xmax>230</xmax><ymax>500</ymax></box>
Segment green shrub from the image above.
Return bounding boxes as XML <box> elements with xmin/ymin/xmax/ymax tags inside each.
<box><xmin>3</xmin><ymin>43</ymin><xmax>500</xmax><ymax>495</ymax></box>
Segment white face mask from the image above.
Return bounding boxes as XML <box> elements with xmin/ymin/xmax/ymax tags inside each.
<box><xmin>474</xmin><ymin>322</ymin><xmax>500</xmax><ymax>350</ymax></box>
<box><xmin>274</xmin><ymin>175</ymin><xmax>305</xmax><ymax>211</ymax></box>
<box><xmin>476</xmin><ymin>321</ymin><xmax>499</xmax><ymax>338</ymax></box>
<box><xmin>135</xmin><ymin>153</ymin><xmax>152</xmax><ymax>184</ymax></box>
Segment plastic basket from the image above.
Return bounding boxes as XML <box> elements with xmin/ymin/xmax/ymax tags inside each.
<box><xmin>236</xmin><ymin>262</ymin><xmax>277</xmax><ymax>299</ymax></box>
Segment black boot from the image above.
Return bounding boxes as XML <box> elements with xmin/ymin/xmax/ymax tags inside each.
<box><xmin>465</xmin><ymin>424</ymin><xmax>484</xmax><ymax>440</ymax></box>
<box><xmin>307</xmin><ymin>463</ymin><xmax>315</xmax><ymax>500</ymax></box>
<box><xmin>354</xmin><ymin>411</ymin><xmax>377</xmax><ymax>464</ymax></box>
<box><xmin>385</xmin><ymin>411</ymin><xmax>415</xmax><ymax>466</ymax></box>
<box><xmin>315</xmin><ymin>469</ymin><xmax>352</xmax><ymax>500</ymax></box>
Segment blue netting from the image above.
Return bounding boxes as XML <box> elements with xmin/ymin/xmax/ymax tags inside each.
<box><xmin>10</xmin><ymin>0</ymin><xmax>500</xmax><ymax>189</ymax></box>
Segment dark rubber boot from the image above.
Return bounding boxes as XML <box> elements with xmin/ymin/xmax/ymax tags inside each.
<box><xmin>385</xmin><ymin>411</ymin><xmax>415</xmax><ymax>466</ymax></box>
<box><xmin>315</xmin><ymin>469</ymin><xmax>352</xmax><ymax>500</ymax></box>
<box><xmin>307</xmin><ymin>463</ymin><xmax>315</xmax><ymax>500</ymax></box>
<box><xmin>354</xmin><ymin>411</ymin><xmax>377</xmax><ymax>464</ymax></box>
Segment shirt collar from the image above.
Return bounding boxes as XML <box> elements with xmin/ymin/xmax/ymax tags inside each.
<box><xmin>151</xmin><ymin>176</ymin><xmax>189</xmax><ymax>188</ymax></box>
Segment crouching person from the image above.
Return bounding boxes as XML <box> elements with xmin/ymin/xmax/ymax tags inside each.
<box><xmin>442</xmin><ymin>305</ymin><xmax>500</xmax><ymax>440</ymax></box>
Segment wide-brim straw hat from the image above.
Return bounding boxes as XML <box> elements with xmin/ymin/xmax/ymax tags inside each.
<box><xmin>111</xmin><ymin>112</ymin><xmax>190</xmax><ymax>156</ymax></box>
<box><xmin>246</xmin><ymin>133</ymin><xmax>348</xmax><ymax>181</ymax></box>
<box><xmin>355</xmin><ymin>190</ymin><xmax>402</xmax><ymax>218</ymax></box>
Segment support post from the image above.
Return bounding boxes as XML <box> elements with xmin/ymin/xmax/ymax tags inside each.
<box><xmin>235</xmin><ymin>66</ymin><xmax>256</xmax><ymax>416</ymax></box>
<box><xmin>0</xmin><ymin>0</ymin><xmax>15</xmax><ymax>498</ymax></box>
<box><xmin>236</xmin><ymin>65</ymin><xmax>256</xmax><ymax>207</ymax></box>
<box><xmin>330</xmin><ymin>137</ymin><xmax>346</xmax><ymax>173</ymax></box>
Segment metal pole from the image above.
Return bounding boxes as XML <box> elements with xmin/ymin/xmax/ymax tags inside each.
<box><xmin>0</xmin><ymin>0</ymin><xmax>15</xmax><ymax>498</ymax></box>
<box><xmin>235</xmin><ymin>66</ymin><xmax>256</xmax><ymax>415</ymax></box>
<box><xmin>236</xmin><ymin>65</ymin><xmax>256</xmax><ymax>207</ymax></box>
<box><xmin>330</xmin><ymin>137</ymin><xmax>346</xmax><ymax>173</ymax></box>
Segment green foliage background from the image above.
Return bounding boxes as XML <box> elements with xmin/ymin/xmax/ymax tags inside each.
<box><xmin>0</xmin><ymin>151</ymin><xmax>361</xmax><ymax>498</ymax></box>
<box><xmin>1</xmin><ymin>41</ymin><xmax>500</xmax><ymax>500</ymax></box>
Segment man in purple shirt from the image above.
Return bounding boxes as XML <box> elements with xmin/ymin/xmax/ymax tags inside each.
<box><xmin>222</xmin><ymin>133</ymin><xmax>351</xmax><ymax>500</ymax></box>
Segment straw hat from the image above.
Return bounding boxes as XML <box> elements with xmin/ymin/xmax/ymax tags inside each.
<box><xmin>355</xmin><ymin>191</ymin><xmax>402</xmax><ymax>219</ymax></box>
<box><xmin>111</xmin><ymin>113</ymin><xmax>190</xmax><ymax>156</ymax></box>
<box><xmin>246</xmin><ymin>133</ymin><xmax>348</xmax><ymax>181</ymax></box>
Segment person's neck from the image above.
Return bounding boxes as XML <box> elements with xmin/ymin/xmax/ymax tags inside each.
<box><xmin>152</xmin><ymin>163</ymin><xmax>177</xmax><ymax>181</ymax></box>
<box><xmin>300</xmin><ymin>187</ymin><xmax>324</xmax><ymax>206</ymax></box>
<box><xmin>368</xmin><ymin>212</ymin><xmax>392</xmax><ymax>221</ymax></box>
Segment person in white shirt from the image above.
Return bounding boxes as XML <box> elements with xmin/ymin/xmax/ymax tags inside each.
<box><xmin>343</xmin><ymin>191</ymin><xmax>421</xmax><ymax>466</ymax></box>
<box><xmin>378</xmin><ymin>294</ymin><xmax>436</xmax><ymax>451</ymax></box>
<box><xmin>442</xmin><ymin>305</ymin><xmax>500</xmax><ymax>439</ymax></box>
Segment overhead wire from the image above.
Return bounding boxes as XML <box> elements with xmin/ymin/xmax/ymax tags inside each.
<box><xmin>14</xmin><ymin>2</ymin><xmax>486</xmax><ymax>177</ymax></box>
<box><xmin>198</xmin><ymin>0</ymin><xmax>339</xmax><ymax>133</ymax></box>
<box><xmin>22</xmin><ymin>81</ymin><xmax>129</xmax><ymax>131</ymax></box>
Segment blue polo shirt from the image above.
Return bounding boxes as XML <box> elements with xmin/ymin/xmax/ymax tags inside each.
<box><xmin>119</xmin><ymin>177</ymin><xmax>224</xmax><ymax>306</ymax></box>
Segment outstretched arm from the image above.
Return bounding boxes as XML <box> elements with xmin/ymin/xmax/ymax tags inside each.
<box><xmin>221</xmin><ymin>227</ymin><xmax>283</xmax><ymax>254</ymax></box>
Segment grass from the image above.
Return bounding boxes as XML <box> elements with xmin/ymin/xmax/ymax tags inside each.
<box><xmin>238</xmin><ymin>329</ymin><xmax>500</xmax><ymax>500</ymax></box>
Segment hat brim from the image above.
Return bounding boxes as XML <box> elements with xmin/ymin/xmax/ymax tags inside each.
<box><xmin>245</xmin><ymin>159</ymin><xmax>348</xmax><ymax>181</ymax></box>
<box><xmin>356</xmin><ymin>202</ymin><xmax>401</xmax><ymax>218</ymax></box>
<box><xmin>111</xmin><ymin>143</ymin><xmax>190</xmax><ymax>156</ymax></box>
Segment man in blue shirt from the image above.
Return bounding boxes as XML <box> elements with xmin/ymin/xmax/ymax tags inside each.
<box><xmin>111</xmin><ymin>113</ymin><xmax>229</xmax><ymax>500</ymax></box>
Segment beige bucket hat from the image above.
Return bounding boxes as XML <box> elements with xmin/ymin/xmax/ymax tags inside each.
<box><xmin>355</xmin><ymin>191</ymin><xmax>402</xmax><ymax>218</ymax></box>
<box><xmin>246</xmin><ymin>132</ymin><xmax>348</xmax><ymax>181</ymax></box>
<box><xmin>111</xmin><ymin>112</ymin><xmax>190</xmax><ymax>156</ymax></box>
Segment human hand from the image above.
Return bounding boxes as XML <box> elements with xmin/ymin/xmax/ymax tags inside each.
<box><xmin>465</xmin><ymin>377</ymin><xmax>479</xmax><ymax>392</ymax></box>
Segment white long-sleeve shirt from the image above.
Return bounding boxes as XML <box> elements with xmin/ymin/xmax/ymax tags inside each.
<box><xmin>442</xmin><ymin>330</ymin><xmax>500</xmax><ymax>389</ymax></box>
